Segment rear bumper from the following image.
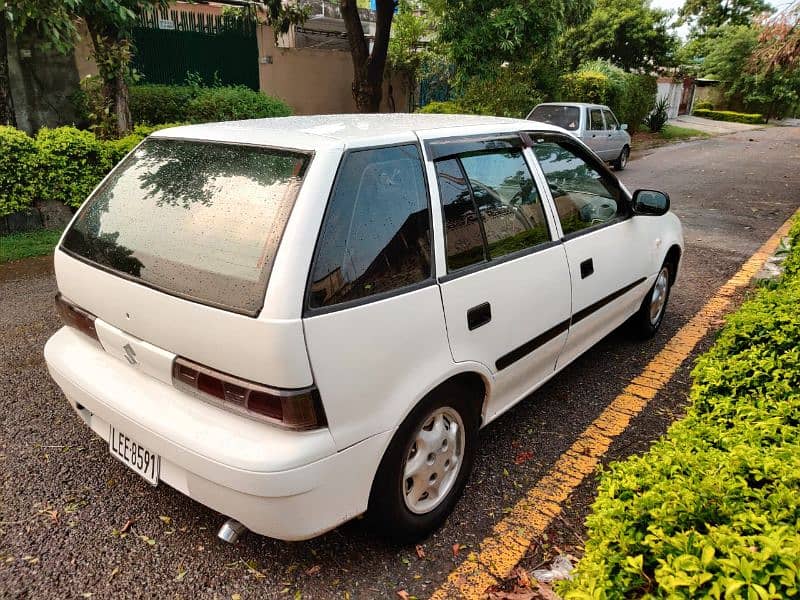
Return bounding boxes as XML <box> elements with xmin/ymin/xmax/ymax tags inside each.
<box><xmin>44</xmin><ymin>326</ymin><xmax>391</xmax><ymax>541</ymax></box>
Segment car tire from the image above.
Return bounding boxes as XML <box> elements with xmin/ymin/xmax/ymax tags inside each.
<box><xmin>630</xmin><ymin>263</ymin><xmax>672</xmax><ymax>339</ymax></box>
<box><xmin>367</xmin><ymin>383</ymin><xmax>480</xmax><ymax>544</ymax></box>
<box><xmin>613</xmin><ymin>145</ymin><xmax>630</xmax><ymax>171</ymax></box>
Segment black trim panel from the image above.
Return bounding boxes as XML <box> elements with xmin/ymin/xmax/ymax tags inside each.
<box><xmin>438</xmin><ymin>239</ymin><xmax>563</xmax><ymax>284</ymax></box>
<box><xmin>425</xmin><ymin>135</ymin><xmax>523</xmax><ymax>161</ymax></box>
<box><xmin>493</xmin><ymin>275</ymin><xmax>647</xmax><ymax>371</ymax></box>
<box><xmin>571</xmin><ymin>277</ymin><xmax>647</xmax><ymax>325</ymax></box>
<box><xmin>496</xmin><ymin>319</ymin><xmax>570</xmax><ymax>371</ymax></box>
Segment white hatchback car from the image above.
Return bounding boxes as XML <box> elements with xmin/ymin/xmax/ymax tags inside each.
<box><xmin>45</xmin><ymin>114</ymin><xmax>683</xmax><ymax>543</ymax></box>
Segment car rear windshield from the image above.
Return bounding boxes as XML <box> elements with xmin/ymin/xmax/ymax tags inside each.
<box><xmin>529</xmin><ymin>105</ymin><xmax>580</xmax><ymax>131</ymax></box>
<box><xmin>61</xmin><ymin>139</ymin><xmax>310</xmax><ymax>316</ymax></box>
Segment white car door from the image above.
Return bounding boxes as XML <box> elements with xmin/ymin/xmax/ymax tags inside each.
<box><xmin>425</xmin><ymin>135</ymin><xmax>572</xmax><ymax>421</ymax></box>
<box><xmin>529</xmin><ymin>133</ymin><xmax>653</xmax><ymax>368</ymax></box>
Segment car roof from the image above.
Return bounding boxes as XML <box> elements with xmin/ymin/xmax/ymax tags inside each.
<box><xmin>534</xmin><ymin>102</ymin><xmax>611</xmax><ymax>110</ymax></box>
<box><xmin>150</xmin><ymin>113</ymin><xmax>562</xmax><ymax>151</ymax></box>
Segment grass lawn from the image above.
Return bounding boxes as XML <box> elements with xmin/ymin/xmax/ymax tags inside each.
<box><xmin>659</xmin><ymin>124</ymin><xmax>711</xmax><ymax>140</ymax></box>
<box><xmin>0</xmin><ymin>229</ymin><xmax>63</xmax><ymax>264</ymax></box>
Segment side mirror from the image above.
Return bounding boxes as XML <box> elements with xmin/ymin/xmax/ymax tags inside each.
<box><xmin>619</xmin><ymin>123</ymin><xmax>628</xmax><ymax>131</ymax></box>
<box><xmin>632</xmin><ymin>189</ymin><xmax>670</xmax><ymax>216</ymax></box>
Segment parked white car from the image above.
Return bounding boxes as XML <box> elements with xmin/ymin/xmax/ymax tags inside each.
<box><xmin>45</xmin><ymin>114</ymin><xmax>683</xmax><ymax>543</ymax></box>
<box><xmin>527</xmin><ymin>102</ymin><xmax>632</xmax><ymax>170</ymax></box>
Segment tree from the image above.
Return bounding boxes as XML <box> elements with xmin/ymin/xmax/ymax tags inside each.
<box><xmin>1</xmin><ymin>0</ymin><xmax>78</xmax><ymax>126</ymax></box>
<box><xmin>437</xmin><ymin>0</ymin><xmax>593</xmax><ymax>85</ymax></box>
<box><xmin>702</xmin><ymin>23</ymin><xmax>799</xmax><ymax>120</ymax></box>
<box><xmin>679</xmin><ymin>0</ymin><xmax>772</xmax><ymax>32</ymax></box>
<box><xmin>386</xmin><ymin>0</ymin><xmax>429</xmax><ymax>111</ymax></box>
<box><xmin>340</xmin><ymin>0</ymin><xmax>396</xmax><ymax>112</ymax></box>
<box><xmin>750</xmin><ymin>1</ymin><xmax>800</xmax><ymax>72</ymax></box>
<box><xmin>563</xmin><ymin>0</ymin><xmax>678</xmax><ymax>71</ymax></box>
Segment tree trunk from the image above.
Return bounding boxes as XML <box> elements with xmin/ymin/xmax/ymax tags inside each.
<box><xmin>0</xmin><ymin>13</ymin><xmax>17</xmax><ymax>127</ymax></box>
<box><xmin>85</xmin><ymin>17</ymin><xmax>132</xmax><ymax>137</ymax></box>
<box><xmin>340</xmin><ymin>0</ymin><xmax>395</xmax><ymax>113</ymax></box>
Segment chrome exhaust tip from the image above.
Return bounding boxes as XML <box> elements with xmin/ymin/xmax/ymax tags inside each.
<box><xmin>218</xmin><ymin>518</ymin><xmax>248</xmax><ymax>544</ymax></box>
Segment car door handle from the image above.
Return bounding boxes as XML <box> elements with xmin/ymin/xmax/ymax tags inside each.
<box><xmin>580</xmin><ymin>258</ymin><xmax>594</xmax><ymax>279</ymax></box>
<box><xmin>467</xmin><ymin>302</ymin><xmax>492</xmax><ymax>331</ymax></box>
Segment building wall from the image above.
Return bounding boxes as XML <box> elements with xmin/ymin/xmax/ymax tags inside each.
<box><xmin>656</xmin><ymin>80</ymin><xmax>683</xmax><ymax>120</ymax></box>
<box><xmin>257</xmin><ymin>24</ymin><xmax>409</xmax><ymax>115</ymax></box>
<box><xmin>73</xmin><ymin>9</ymin><xmax>411</xmax><ymax>116</ymax></box>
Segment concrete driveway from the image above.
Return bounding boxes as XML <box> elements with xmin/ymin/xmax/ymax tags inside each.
<box><xmin>669</xmin><ymin>114</ymin><xmax>765</xmax><ymax>134</ymax></box>
<box><xmin>1</xmin><ymin>126</ymin><xmax>799</xmax><ymax>600</ymax></box>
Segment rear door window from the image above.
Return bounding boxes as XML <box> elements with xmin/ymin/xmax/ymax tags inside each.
<box><xmin>61</xmin><ymin>139</ymin><xmax>310</xmax><ymax>316</ymax></box>
<box><xmin>308</xmin><ymin>145</ymin><xmax>432</xmax><ymax>309</ymax></box>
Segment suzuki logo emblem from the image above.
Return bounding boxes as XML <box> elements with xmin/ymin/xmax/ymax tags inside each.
<box><xmin>123</xmin><ymin>343</ymin><xmax>137</xmax><ymax>365</ymax></box>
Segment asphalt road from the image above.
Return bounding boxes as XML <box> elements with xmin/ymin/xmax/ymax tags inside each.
<box><xmin>1</xmin><ymin>126</ymin><xmax>798</xmax><ymax>600</ymax></box>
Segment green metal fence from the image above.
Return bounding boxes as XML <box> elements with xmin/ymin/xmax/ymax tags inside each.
<box><xmin>132</xmin><ymin>9</ymin><xmax>259</xmax><ymax>90</ymax></box>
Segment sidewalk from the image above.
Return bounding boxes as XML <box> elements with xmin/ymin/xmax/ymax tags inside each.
<box><xmin>669</xmin><ymin>114</ymin><xmax>764</xmax><ymax>134</ymax></box>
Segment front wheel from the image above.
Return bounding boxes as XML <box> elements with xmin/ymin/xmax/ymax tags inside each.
<box><xmin>630</xmin><ymin>264</ymin><xmax>672</xmax><ymax>338</ymax></box>
<box><xmin>613</xmin><ymin>145</ymin><xmax>630</xmax><ymax>171</ymax></box>
<box><xmin>367</xmin><ymin>386</ymin><xmax>479</xmax><ymax>544</ymax></box>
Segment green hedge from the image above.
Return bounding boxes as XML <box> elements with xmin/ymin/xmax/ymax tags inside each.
<box><xmin>418</xmin><ymin>100</ymin><xmax>465</xmax><ymax>114</ymax></box>
<box><xmin>0</xmin><ymin>126</ymin><xmax>39</xmax><ymax>217</ymax></box>
<box><xmin>560</xmin><ymin>218</ymin><xmax>800</xmax><ymax>599</ymax></box>
<box><xmin>693</xmin><ymin>109</ymin><xmax>764</xmax><ymax>124</ymax></box>
<box><xmin>560</xmin><ymin>62</ymin><xmax>657</xmax><ymax>133</ymax></box>
<box><xmin>129</xmin><ymin>84</ymin><xmax>198</xmax><ymax>125</ymax></box>
<box><xmin>35</xmin><ymin>127</ymin><xmax>111</xmax><ymax>208</ymax></box>
<box><xmin>0</xmin><ymin>123</ymin><xmax>190</xmax><ymax>216</ymax></box>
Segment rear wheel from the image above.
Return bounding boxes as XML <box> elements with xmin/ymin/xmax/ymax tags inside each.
<box><xmin>630</xmin><ymin>264</ymin><xmax>672</xmax><ymax>338</ymax></box>
<box><xmin>613</xmin><ymin>145</ymin><xmax>630</xmax><ymax>171</ymax></box>
<box><xmin>367</xmin><ymin>385</ymin><xmax>479</xmax><ymax>544</ymax></box>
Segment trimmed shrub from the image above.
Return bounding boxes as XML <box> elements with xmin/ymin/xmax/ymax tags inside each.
<box><xmin>561</xmin><ymin>70</ymin><xmax>611</xmax><ymax>106</ymax></box>
<box><xmin>36</xmin><ymin>127</ymin><xmax>110</xmax><ymax>208</ymax></box>
<box><xmin>0</xmin><ymin>126</ymin><xmax>38</xmax><ymax>217</ymax></box>
<box><xmin>129</xmin><ymin>84</ymin><xmax>198</xmax><ymax>125</ymax></box>
<box><xmin>560</xmin><ymin>218</ymin><xmax>800</xmax><ymax>599</ymax></box>
<box><xmin>459</xmin><ymin>65</ymin><xmax>545</xmax><ymax>118</ymax></box>
<box><xmin>560</xmin><ymin>62</ymin><xmax>656</xmax><ymax>133</ymax></box>
<box><xmin>694</xmin><ymin>100</ymin><xmax>714</xmax><ymax>110</ymax></box>
<box><xmin>103</xmin><ymin>123</ymin><xmax>187</xmax><ymax>166</ymax></box>
<box><xmin>417</xmin><ymin>100</ymin><xmax>465</xmax><ymax>114</ymax></box>
<box><xmin>693</xmin><ymin>108</ymin><xmax>764</xmax><ymax>124</ymax></box>
<box><xmin>185</xmin><ymin>86</ymin><xmax>292</xmax><ymax>123</ymax></box>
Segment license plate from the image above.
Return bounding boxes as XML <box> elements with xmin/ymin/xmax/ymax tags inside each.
<box><xmin>108</xmin><ymin>426</ymin><xmax>160</xmax><ymax>486</ymax></box>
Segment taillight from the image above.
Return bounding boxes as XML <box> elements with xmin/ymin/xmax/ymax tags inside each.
<box><xmin>55</xmin><ymin>293</ymin><xmax>99</xmax><ymax>341</ymax></box>
<box><xmin>172</xmin><ymin>357</ymin><xmax>326</xmax><ymax>430</ymax></box>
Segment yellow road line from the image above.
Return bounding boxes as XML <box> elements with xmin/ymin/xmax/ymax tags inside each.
<box><xmin>430</xmin><ymin>210</ymin><xmax>799</xmax><ymax>600</ymax></box>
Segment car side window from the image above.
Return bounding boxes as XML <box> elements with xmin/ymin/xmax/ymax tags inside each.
<box><xmin>308</xmin><ymin>145</ymin><xmax>432</xmax><ymax>309</ymax></box>
<box><xmin>532</xmin><ymin>138</ymin><xmax>626</xmax><ymax>236</ymax></box>
<box><xmin>603</xmin><ymin>109</ymin><xmax>619</xmax><ymax>130</ymax></box>
<box><xmin>434</xmin><ymin>145</ymin><xmax>551</xmax><ymax>272</ymax></box>
<box><xmin>589</xmin><ymin>109</ymin><xmax>605</xmax><ymax>131</ymax></box>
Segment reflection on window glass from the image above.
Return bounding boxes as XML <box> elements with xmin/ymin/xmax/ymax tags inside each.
<box><xmin>589</xmin><ymin>109</ymin><xmax>605</xmax><ymax>130</ymax></box>
<box><xmin>309</xmin><ymin>145</ymin><xmax>431</xmax><ymax>308</ymax></box>
<box><xmin>533</xmin><ymin>140</ymin><xmax>623</xmax><ymax>235</ymax></box>
<box><xmin>436</xmin><ymin>158</ymin><xmax>486</xmax><ymax>271</ymax></box>
<box><xmin>61</xmin><ymin>139</ymin><xmax>309</xmax><ymax>316</ymax></box>
<box><xmin>459</xmin><ymin>150</ymin><xmax>550</xmax><ymax>260</ymax></box>
<box><xmin>529</xmin><ymin>105</ymin><xmax>580</xmax><ymax>131</ymax></box>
